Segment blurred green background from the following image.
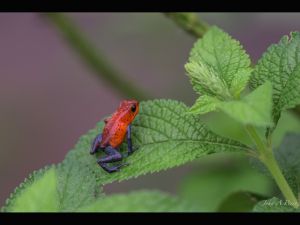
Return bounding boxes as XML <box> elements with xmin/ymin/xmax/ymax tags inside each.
<box><xmin>1</xmin><ymin>13</ymin><xmax>300</xmax><ymax>210</ymax></box>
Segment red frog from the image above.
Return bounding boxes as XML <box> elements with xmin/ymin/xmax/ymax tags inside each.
<box><xmin>90</xmin><ymin>100</ymin><xmax>139</xmax><ymax>173</ymax></box>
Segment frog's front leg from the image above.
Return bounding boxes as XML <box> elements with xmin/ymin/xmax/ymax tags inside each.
<box><xmin>90</xmin><ymin>133</ymin><xmax>102</xmax><ymax>155</ymax></box>
<box><xmin>127</xmin><ymin>124</ymin><xmax>133</xmax><ymax>155</ymax></box>
<box><xmin>97</xmin><ymin>146</ymin><xmax>128</xmax><ymax>173</ymax></box>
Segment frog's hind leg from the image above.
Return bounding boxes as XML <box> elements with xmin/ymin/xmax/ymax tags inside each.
<box><xmin>97</xmin><ymin>146</ymin><xmax>128</xmax><ymax>173</ymax></box>
<box><xmin>90</xmin><ymin>133</ymin><xmax>102</xmax><ymax>155</ymax></box>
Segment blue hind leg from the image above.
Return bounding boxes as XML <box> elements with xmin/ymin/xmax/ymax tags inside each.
<box><xmin>97</xmin><ymin>146</ymin><xmax>128</xmax><ymax>173</ymax></box>
<box><xmin>90</xmin><ymin>133</ymin><xmax>102</xmax><ymax>155</ymax></box>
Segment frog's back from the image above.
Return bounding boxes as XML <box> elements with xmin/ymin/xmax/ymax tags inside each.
<box><xmin>100</xmin><ymin>99</ymin><xmax>139</xmax><ymax>149</ymax></box>
<box><xmin>100</xmin><ymin>111</ymin><xmax>127</xmax><ymax>148</ymax></box>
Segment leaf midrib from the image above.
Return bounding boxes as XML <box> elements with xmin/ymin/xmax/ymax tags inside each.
<box><xmin>130</xmin><ymin>133</ymin><xmax>250</xmax><ymax>151</ymax></box>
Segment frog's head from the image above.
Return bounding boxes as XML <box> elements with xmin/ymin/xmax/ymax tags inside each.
<box><xmin>119</xmin><ymin>99</ymin><xmax>139</xmax><ymax>123</ymax></box>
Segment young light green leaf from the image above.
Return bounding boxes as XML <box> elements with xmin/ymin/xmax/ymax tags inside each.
<box><xmin>253</xmin><ymin>197</ymin><xmax>300</xmax><ymax>212</ymax></box>
<box><xmin>188</xmin><ymin>95</ymin><xmax>221</xmax><ymax>114</ymax></box>
<box><xmin>2</xmin><ymin>166</ymin><xmax>58</xmax><ymax>212</ymax></box>
<box><xmin>77</xmin><ymin>190</ymin><xmax>199</xmax><ymax>212</ymax></box>
<box><xmin>187</xmin><ymin>26</ymin><xmax>251</xmax><ymax>97</ymax></box>
<box><xmin>250</xmin><ymin>31</ymin><xmax>300</xmax><ymax>125</ymax></box>
<box><xmin>229</xmin><ymin>68</ymin><xmax>253</xmax><ymax>98</ymax></box>
<box><xmin>185</xmin><ymin>61</ymin><xmax>231</xmax><ymax>99</ymax></box>
<box><xmin>218</xmin><ymin>81</ymin><xmax>273</xmax><ymax>127</ymax></box>
<box><xmin>66</xmin><ymin>99</ymin><xmax>250</xmax><ymax>187</ymax></box>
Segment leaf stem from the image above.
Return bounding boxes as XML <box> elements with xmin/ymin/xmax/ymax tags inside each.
<box><xmin>45</xmin><ymin>13</ymin><xmax>150</xmax><ymax>100</ymax></box>
<box><xmin>245</xmin><ymin>125</ymin><xmax>299</xmax><ymax>208</ymax></box>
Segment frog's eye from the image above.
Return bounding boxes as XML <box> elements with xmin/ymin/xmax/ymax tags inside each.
<box><xmin>131</xmin><ymin>104</ymin><xmax>136</xmax><ymax>112</ymax></box>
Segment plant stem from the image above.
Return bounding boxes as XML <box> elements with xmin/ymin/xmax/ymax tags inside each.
<box><xmin>244</xmin><ymin>125</ymin><xmax>265</xmax><ymax>156</ymax></box>
<box><xmin>245</xmin><ymin>125</ymin><xmax>299</xmax><ymax>208</ymax></box>
<box><xmin>164</xmin><ymin>13</ymin><xmax>209</xmax><ymax>38</ymax></box>
<box><xmin>45</xmin><ymin>13</ymin><xmax>150</xmax><ymax>100</ymax></box>
<box><xmin>263</xmin><ymin>151</ymin><xmax>299</xmax><ymax>208</ymax></box>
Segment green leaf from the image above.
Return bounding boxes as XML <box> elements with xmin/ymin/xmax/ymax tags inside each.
<box><xmin>77</xmin><ymin>190</ymin><xmax>199</xmax><ymax>212</ymax></box>
<box><xmin>186</xmin><ymin>26</ymin><xmax>251</xmax><ymax>98</ymax></box>
<box><xmin>188</xmin><ymin>95</ymin><xmax>221</xmax><ymax>114</ymax></box>
<box><xmin>253</xmin><ymin>197</ymin><xmax>300</xmax><ymax>212</ymax></box>
<box><xmin>202</xmin><ymin>111</ymin><xmax>253</xmax><ymax>146</ymax></box>
<box><xmin>67</xmin><ymin>99</ymin><xmax>249</xmax><ymax>186</ymax></box>
<box><xmin>179</xmin><ymin>154</ymin><xmax>274</xmax><ymax>211</ymax></box>
<box><xmin>217</xmin><ymin>191</ymin><xmax>267</xmax><ymax>212</ymax></box>
<box><xmin>2</xmin><ymin>99</ymin><xmax>249</xmax><ymax>212</ymax></box>
<box><xmin>218</xmin><ymin>81</ymin><xmax>273</xmax><ymax>127</ymax></box>
<box><xmin>56</xmin><ymin>158</ymin><xmax>104</xmax><ymax>211</ymax></box>
<box><xmin>185</xmin><ymin>61</ymin><xmax>231</xmax><ymax>99</ymax></box>
<box><xmin>250</xmin><ymin>31</ymin><xmax>300</xmax><ymax>125</ymax></box>
<box><xmin>2</xmin><ymin>166</ymin><xmax>58</xmax><ymax>212</ymax></box>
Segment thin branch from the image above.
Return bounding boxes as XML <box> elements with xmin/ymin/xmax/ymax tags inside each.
<box><xmin>164</xmin><ymin>13</ymin><xmax>209</xmax><ymax>38</ymax></box>
<box><xmin>45</xmin><ymin>13</ymin><xmax>150</xmax><ymax>101</ymax></box>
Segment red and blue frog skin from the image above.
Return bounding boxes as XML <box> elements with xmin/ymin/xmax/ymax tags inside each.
<box><xmin>90</xmin><ymin>100</ymin><xmax>139</xmax><ymax>173</ymax></box>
